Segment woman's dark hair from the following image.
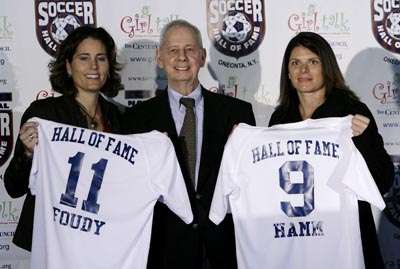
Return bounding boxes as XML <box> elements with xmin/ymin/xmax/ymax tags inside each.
<box><xmin>279</xmin><ymin>31</ymin><xmax>358</xmax><ymax>110</ymax></box>
<box><xmin>48</xmin><ymin>26</ymin><xmax>123</xmax><ymax>97</ymax></box>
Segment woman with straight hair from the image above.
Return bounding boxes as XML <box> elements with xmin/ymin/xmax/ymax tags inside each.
<box><xmin>269</xmin><ymin>31</ymin><xmax>394</xmax><ymax>268</ymax></box>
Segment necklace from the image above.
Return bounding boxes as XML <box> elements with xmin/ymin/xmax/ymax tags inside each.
<box><xmin>77</xmin><ymin>101</ymin><xmax>99</xmax><ymax>129</ymax></box>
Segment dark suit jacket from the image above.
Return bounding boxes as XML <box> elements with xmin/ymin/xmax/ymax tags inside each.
<box><xmin>124</xmin><ymin>87</ymin><xmax>255</xmax><ymax>269</ymax></box>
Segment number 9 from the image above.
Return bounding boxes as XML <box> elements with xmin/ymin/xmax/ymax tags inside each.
<box><xmin>279</xmin><ymin>160</ymin><xmax>314</xmax><ymax>217</ymax></box>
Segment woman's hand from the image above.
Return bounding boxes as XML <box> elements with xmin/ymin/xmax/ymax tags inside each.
<box><xmin>19</xmin><ymin>121</ymin><xmax>39</xmax><ymax>157</ymax></box>
<box><xmin>351</xmin><ymin>114</ymin><xmax>370</xmax><ymax>136</ymax></box>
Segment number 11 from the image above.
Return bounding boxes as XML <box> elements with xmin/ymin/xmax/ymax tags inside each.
<box><xmin>59</xmin><ymin>152</ymin><xmax>108</xmax><ymax>214</ymax></box>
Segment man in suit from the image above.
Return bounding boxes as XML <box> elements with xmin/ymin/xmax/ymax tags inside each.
<box><xmin>124</xmin><ymin>19</ymin><xmax>255</xmax><ymax>269</ymax></box>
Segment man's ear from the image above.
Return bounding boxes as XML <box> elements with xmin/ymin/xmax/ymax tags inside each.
<box><xmin>200</xmin><ymin>48</ymin><xmax>206</xmax><ymax>67</ymax></box>
<box><xmin>156</xmin><ymin>48</ymin><xmax>164</xmax><ymax>69</ymax></box>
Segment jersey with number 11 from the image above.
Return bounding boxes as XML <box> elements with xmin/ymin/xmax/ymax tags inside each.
<box><xmin>29</xmin><ymin>118</ymin><xmax>193</xmax><ymax>269</ymax></box>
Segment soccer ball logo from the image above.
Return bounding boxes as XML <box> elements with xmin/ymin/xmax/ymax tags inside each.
<box><xmin>50</xmin><ymin>15</ymin><xmax>81</xmax><ymax>44</ymax></box>
<box><xmin>221</xmin><ymin>12</ymin><xmax>252</xmax><ymax>43</ymax></box>
<box><xmin>386</xmin><ymin>12</ymin><xmax>400</xmax><ymax>40</ymax></box>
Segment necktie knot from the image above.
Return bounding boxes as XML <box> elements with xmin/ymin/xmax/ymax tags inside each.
<box><xmin>180</xmin><ymin>98</ymin><xmax>195</xmax><ymax>109</ymax></box>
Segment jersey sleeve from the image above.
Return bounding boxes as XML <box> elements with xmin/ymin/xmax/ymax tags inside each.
<box><xmin>28</xmin><ymin>117</ymin><xmax>42</xmax><ymax>196</ymax></box>
<box><xmin>209</xmin><ymin>125</ymin><xmax>245</xmax><ymax>225</ymax></box>
<box><xmin>208</xmin><ymin>162</ymin><xmax>235</xmax><ymax>225</ymax></box>
<box><xmin>342</xmin><ymin>142</ymin><xmax>386</xmax><ymax>210</ymax></box>
<box><xmin>147</xmin><ymin>132</ymin><xmax>193</xmax><ymax>224</ymax></box>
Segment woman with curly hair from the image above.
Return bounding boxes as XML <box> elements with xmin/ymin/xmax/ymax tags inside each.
<box><xmin>4</xmin><ymin>25</ymin><xmax>124</xmax><ymax>251</ymax></box>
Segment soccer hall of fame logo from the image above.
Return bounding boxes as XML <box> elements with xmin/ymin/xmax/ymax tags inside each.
<box><xmin>207</xmin><ymin>0</ymin><xmax>265</xmax><ymax>58</ymax></box>
<box><xmin>384</xmin><ymin>155</ymin><xmax>400</xmax><ymax>228</ymax></box>
<box><xmin>371</xmin><ymin>0</ymin><xmax>400</xmax><ymax>54</ymax></box>
<box><xmin>0</xmin><ymin>93</ymin><xmax>13</xmax><ymax>168</ymax></box>
<box><xmin>35</xmin><ymin>0</ymin><xmax>97</xmax><ymax>57</ymax></box>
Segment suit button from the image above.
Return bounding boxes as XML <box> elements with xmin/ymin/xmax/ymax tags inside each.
<box><xmin>192</xmin><ymin>223</ymin><xmax>199</xmax><ymax>229</ymax></box>
<box><xmin>195</xmin><ymin>194</ymin><xmax>202</xmax><ymax>200</ymax></box>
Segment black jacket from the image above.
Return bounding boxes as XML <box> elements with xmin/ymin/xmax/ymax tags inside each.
<box><xmin>124</xmin><ymin>87</ymin><xmax>255</xmax><ymax>269</ymax></box>
<box><xmin>269</xmin><ymin>90</ymin><xmax>394</xmax><ymax>269</ymax></box>
<box><xmin>4</xmin><ymin>95</ymin><xmax>123</xmax><ymax>251</ymax></box>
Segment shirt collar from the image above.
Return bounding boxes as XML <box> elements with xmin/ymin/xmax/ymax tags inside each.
<box><xmin>168</xmin><ymin>84</ymin><xmax>202</xmax><ymax>108</ymax></box>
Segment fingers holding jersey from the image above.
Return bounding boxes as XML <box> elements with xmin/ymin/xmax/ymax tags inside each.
<box><xmin>351</xmin><ymin>114</ymin><xmax>370</xmax><ymax>136</ymax></box>
<box><xmin>19</xmin><ymin>121</ymin><xmax>39</xmax><ymax>157</ymax></box>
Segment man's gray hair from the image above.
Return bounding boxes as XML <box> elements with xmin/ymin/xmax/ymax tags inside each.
<box><xmin>159</xmin><ymin>19</ymin><xmax>204</xmax><ymax>48</ymax></box>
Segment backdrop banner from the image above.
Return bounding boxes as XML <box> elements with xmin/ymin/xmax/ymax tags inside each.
<box><xmin>0</xmin><ymin>1</ymin><xmax>399</xmax><ymax>268</ymax></box>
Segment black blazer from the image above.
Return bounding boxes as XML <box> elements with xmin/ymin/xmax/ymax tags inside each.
<box><xmin>269</xmin><ymin>90</ymin><xmax>394</xmax><ymax>269</ymax></box>
<box><xmin>4</xmin><ymin>95</ymin><xmax>123</xmax><ymax>251</ymax></box>
<box><xmin>124</xmin><ymin>87</ymin><xmax>255</xmax><ymax>269</ymax></box>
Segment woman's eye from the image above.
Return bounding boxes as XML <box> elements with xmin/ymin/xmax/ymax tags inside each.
<box><xmin>78</xmin><ymin>55</ymin><xmax>89</xmax><ymax>61</ymax></box>
<box><xmin>97</xmin><ymin>56</ymin><xmax>107</xmax><ymax>62</ymax></box>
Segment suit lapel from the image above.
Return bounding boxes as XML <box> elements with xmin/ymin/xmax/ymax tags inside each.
<box><xmin>156</xmin><ymin>90</ymin><xmax>178</xmax><ymax>139</ymax></box>
<box><xmin>197</xmin><ymin>88</ymin><xmax>221</xmax><ymax>191</ymax></box>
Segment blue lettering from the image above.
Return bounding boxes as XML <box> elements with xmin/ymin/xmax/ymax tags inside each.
<box><xmin>268</xmin><ymin>143</ymin><xmax>277</xmax><ymax>157</ymax></box>
<box><xmin>121</xmin><ymin>143</ymin><xmax>133</xmax><ymax>159</ymax></box>
<box><xmin>94</xmin><ymin>133</ymin><xmax>105</xmax><ymax>148</ymax></box>
<box><xmin>88</xmin><ymin>132</ymin><xmax>98</xmax><ymax>146</ymax></box>
<box><xmin>112</xmin><ymin>140</ymin><xmax>122</xmax><ymax>155</ymax></box>
<box><xmin>314</xmin><ymin>141</ymin><xmax>322</xmax><ymax>155</ymax></box>
<box><xmin>332</xmin><ymin>143</ymin><xmax>339</xmax><ymax>158</ymax></box>
<box><xmin>69</xmin><ymin>128</ymin><xmax>78</xmax><ymax>143</ymax></box>
<box><xmin>70</xmin><ymin>214</ymin><xmax>82</xmax><ymax>229</ymax></box>
<box><xmin>276</xmin><ymin>141</ymin><xmax>284</xmax><ymax>156</ymax></box>
<box><xmin>312</xmin><ymin>221</ymin><xmax>324</xmax><ymax>236</ymax></box>
<box><xmin>128</xmin><ymin>147</ymin><xmax>138</xmax><ymax>165</ymax></box>
<box><xmin>52</xmin><ymin>207</ymin><xmax>106</xmax><ymax>235</ymax></box>
<box><xmin>274</xmin><ymin>223</ymin><xmax>286</xmax><ymax>238</ymax></box>
<box><xmin>252</xmin><ymin>147</ymin><xmax>260</xmax><ymax>163</ymax></box>
<box><xmin>53</xmin><ymin>206</ymin><xmax>60</xmax><ymax>221</ymax></box>
<box><xmin>287</xmin><ymin>222</ymin><xmax>298</xmax><ymax>237</ymax></box>
<box><xmin>93</xmin><ymin>220</ymin><xmax>106</xmax><ymax>235</ymax></box>
<box><xmin>76</xmin><ymin>128</ymin><xmax>86</xmax><ymax>144</ymax></box>
<box><xmin>287</xmin><ymin>140</ymin><xmax>302</xmax><ymax>155</ymax></box>
<box><xmin>261</xmin><ymin>145</ymin><xmax>268</xmax><ymax>159</ymax></box>
<box><xmin>60</xmin><ymin>127</ymin><xmax>70</xmax><ymax>142</ymax></box>
<box><xmin>51</xmin><ymin>127</ymin><xmax>62</xmax><ymax>141</ymax></box>
<box><xmin>299</xmin><ymin>221</ymin><xmax>311</xmax><ymax>236</ymax></box>
<box><xmin>81</xmin><ymin>217</ymin><xmax>92</xmax><ymax>232</ymax></box>
<box><xmin>322</xmin><ymin>141</ymin><xmax>331</xmax><ymax>156</ymax></box>
<box><xmin>305</xmin><ymin>140</ymin><xmax>312</xmax><ymax>155</ymax></box>
<box><xmin>273</xmin><ymin>221</ymin><xmax>324</xmax><ymax>238</ymax></box>
<box><xmin>105</xmin><ymin>137</ymin><xmax>116</xmax><ymax>151</ymax></box>
<box><xmin>60</xmin><ymin>210</ymin><xmax>70</xmax><ymax>225</ymax></box>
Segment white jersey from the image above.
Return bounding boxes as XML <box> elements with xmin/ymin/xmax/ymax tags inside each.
<box><xmin>209</xmin><ymin>116</ymin><xmax>385</xmax><ymax>269</ymax></box>
<box><xmin>29</xmin><ymin>118</ymin><xmax>193</xmax><ymax>269</ymax></box>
